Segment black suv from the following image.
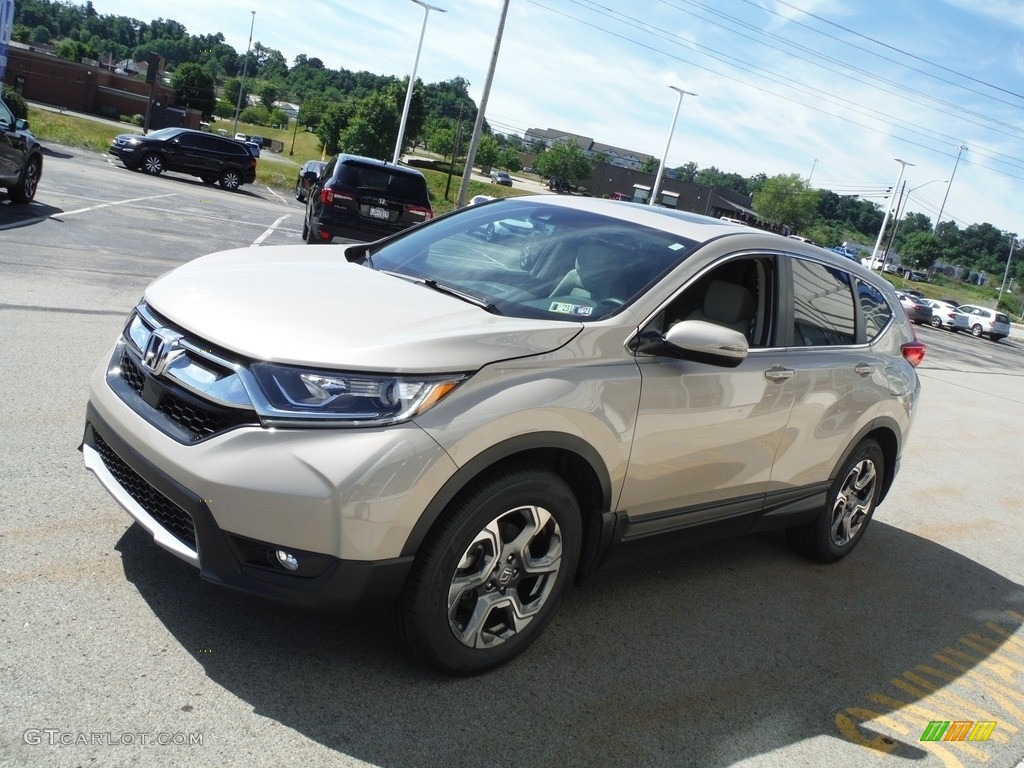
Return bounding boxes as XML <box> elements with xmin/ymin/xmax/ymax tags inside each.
<box><xmin>109</xmin><ymin>127</ymin><xmax>257</xmax><ymax>191</ymax></box>
<box><xmin>302</xmin><ymin>154</ymin><xmax>433</xmax><ymax>243</ymax></box>
<box><xmin>0</xmin><ymin>95</ymin><xmax>43</xmax><ymax>204</ymax></box>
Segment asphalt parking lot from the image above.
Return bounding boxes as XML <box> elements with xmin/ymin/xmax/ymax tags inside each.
<box><xmin>2</xmin><ymin>146</ymin><xmax>1023</xmax><ymax>768</ymax></box>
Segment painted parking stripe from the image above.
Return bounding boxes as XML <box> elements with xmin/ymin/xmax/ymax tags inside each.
<box><xmin>251</xmin><ymin>214</ymin><xmax>291</xmax><ymax>247</ymax></box>
<box><xmin>0</xmin><ymin>193</ymin><xmax>179</xmax><ymax>231</ymax></box>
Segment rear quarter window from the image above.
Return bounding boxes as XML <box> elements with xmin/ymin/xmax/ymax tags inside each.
<box><xmin>857</xmin><ymin>279</ymin><xmax>893</xmax><ymax>341</ymax></box>
<box><xmin>791</xmin><ymin>258</ymin><xmax>856</xmax><ymax>346</ymax></box>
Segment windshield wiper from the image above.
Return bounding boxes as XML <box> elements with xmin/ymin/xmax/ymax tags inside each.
<box><xmin>380</xmin><ymin>271</ymin><xmax>503</xmax><ymax>314</ymax></box>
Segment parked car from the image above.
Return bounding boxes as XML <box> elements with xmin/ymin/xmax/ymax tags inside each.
<box><xmin>909</xmin><ymin>270</ymin><xmax>929</xmax><ymax>283</ymax></box>
<box><xmin>490</xmin><ymin>171</ymin><xmax>513</xmax><ymax>186</ymax></box>
<box><xmin>302</xmin><ymin>154</ymin><xmax>433</xmax><ymax>243</ymax></box>
<box><xmin>294</xmin><ymin>159</ymin><xmax>326</xmax><ymax>202</ymax></box>
<box><xmin>244</xmin><ymin>141</ymin><xmax>261</xmax><ymax>158</ymax></box>
<box><xmin>234</xmin><ymin>132</ymin><xmax>247</xmax><ymax>142</ymax></box>
<box><xmin>109</xmin><ymin>127</ymin><xmax>257</xmax><ymax>190</ymax></box>
<box><xmin>0</xmin><ymin>94</ymin><xmax>43</xmax><ymax>204</ymax></box>
<box><xmin>895</xmin><ymin>291</ymin><xmax>933</xmax><ymax>325</ymax></box>
<box><xmin>82</xmin><ymin>197</ymin><xmax>924</xmax><ymax>675</ymax></box>
<box><xmin>957</xmin><ymin>304</ymin><xmax>1012</xmax><ymax>341</ymax></box>
<box><xmin>922</xmin><ymin>299</ymin><xmax>968</xmax><ymax>332</ymax></box>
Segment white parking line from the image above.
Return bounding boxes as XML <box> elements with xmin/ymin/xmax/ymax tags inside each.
<box><xmin>263</xmin><ymin>186</ymin><xmax>288</xmax><ymax>204</ymax></box>
<box><xmin>0</xmin><ymin>193</ymin><xmax>178</xmax><ymax>231</ymax></box>
<box><xmin>251</xmin><ymin>214</ymin><xmax>291</xmax><ymax>247</ymax></box>
<box><xmin>58</xmin><ymin>193</ymin><xmax>178</xmax><ymax>216</ymax></box>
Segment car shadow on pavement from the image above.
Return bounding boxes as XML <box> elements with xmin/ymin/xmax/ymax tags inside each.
<box><xmin>0</xmin><ymin>199</ymin><xmax>62</xmax><ymax>225</ymax></box>
<box><xmin>41</xmin><ymin>146</ymin><xmax>74</xmax><ymax>159</ymax></box>
<box><xmin>117</xmin><ymin>521</ymin><xmax>1024</xmax><ymax>767</ymax></box>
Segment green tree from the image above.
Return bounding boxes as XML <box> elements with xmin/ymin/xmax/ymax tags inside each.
<box><xmin>475</xmin><ymin>134</ymin><xmax>500</xmax><ymax>170</ymax></box>
<box><xmin>496</xmin><ymin>147</ymin><xmax>522</xmax><ymax>173</ymax></box>
<box><xmin>257</xmin><ymin>81</ymin><xmax>280</xmax><ymax>110</ymax></box>
<box><xmin>754</xmin><ymin>174</ymin><xmax>819</xmax><ymax>231</ymax></box>
<box><xmin>338</xmin><ymin>95</ymin><xmax>397</xmax><ymax>159</ymax></box>
<box><xmin>898</xmin><ymin>231</ymin><xmax>942</xmax><ymax>270</ymax></box>
<box><xmin>533</xmin><ymin>139</ymin><xmax>594</xmax><ymax>185</ymax></box>
<box><xmin>639</xmin><ymin>156</ymin><xmax>659</xmax><ymax>173</ymax></box>
<box><xmin>170</xmin><ymin>62</ymin><xmax>216</xmax><ymax>117</ymax></box>
<box><xmin>316</xmin><ymin>101</ymin><xmax>354</xmax><ymax>156</ymax></box>
<box><xmin>674</xmin><ymin>161</ymin><xmax>698</xmax><ymax>183</ymax></box>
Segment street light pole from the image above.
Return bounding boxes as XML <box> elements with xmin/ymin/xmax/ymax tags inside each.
<box><xmin>807</xmin><ymin>158</ymin><xmax>819</xmax><ymax>186</ymax></box>
<box><xmin>998</xmin><ymin>235</ymin><xmax>1016</xmax><ymax>308</ymax></box>
<box><xmin>393</xmin><ymin>0</ymin><xmax>446</xmax><ymax>165</ymax></box>
<box><xmin>231</xmin><ymin>10</ymin><xmax>255</xmax><ymax>139</ymax></box>
<box><xmin>650</xmin><ymin>86</ymin><xmax>696</xmax><ymax>206</ymax></box>
<box><xmin>934</xmin><ymin>144</ymin><xmax>967</xmax><ymax>232</ymax></box>
<box><xmin>870</xmin><ymin>158</ymin><xmax>913</xmax><ymax>267</ymax></box>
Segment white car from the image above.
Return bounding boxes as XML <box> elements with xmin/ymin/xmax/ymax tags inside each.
<box><xmin>922</xmin><ymin>299</ymin><xmax>968</xmax><ymax>332</ymax></box>
<box><xmin>233</xmin><ymin>132</ymin><xmax>247</xmax><ymax>142</ymax></box>
<box><xmin>957</xmin><ymin>304</ymin><xmax>1012</xmax><ymax>341</ymax></box>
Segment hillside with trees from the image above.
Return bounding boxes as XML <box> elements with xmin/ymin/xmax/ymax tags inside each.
<box><xmin>9</xmin><ymin>0</ymin><xmax>1020</xmax><ymax>301</ymax></box>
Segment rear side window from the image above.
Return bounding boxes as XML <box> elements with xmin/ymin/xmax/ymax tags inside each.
<box><xmin>338</xmin><ymin>163</ymin><xmax>428</xmax><ymax>202</ymax></box>
<box><xmin>791</xmin><ymin>259</ymin><xmax>855</xmax><ymax>346</ymax></box>
<box><xmin>857</xmin><ymin>279</ymin><xmax>892</xmax><ymax>341</ymax></box>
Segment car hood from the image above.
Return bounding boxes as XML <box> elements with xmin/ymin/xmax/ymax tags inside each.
<box><xmin>144</xmin><ymin>245</ymin><xmax>583</xmax><ymax>372</ymax></box>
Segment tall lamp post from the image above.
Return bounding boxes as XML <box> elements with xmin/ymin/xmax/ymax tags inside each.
<box><xmin>393</xmin><ymin>0</ymin><xmax>446</xmax><ymax>165</ymax></box>
<box><xmin>231</xmin><ymin>10</ymin><xmax>256</xmax><ymax>138</ymax></box>
<box><xmin>870</xmin><ymin>158</ymin><xmax>913</xmax><ymax>266</ymax></box>
<box><xmin>807</xmin><ymin>158</ymin><xmax>819</xmax><ymax>186</ymax></box>
<box><xmin>934</xmin><ymin>144</ymin><xmax>967</xmax><ymax>232</ymax></box>
<box><xmin>650</xmin><ymin>85</ymin><xmax>696</xmax><ymax>206</ymax></box>
<box><xmin>882</xmin><ymin>178</ymin><xmax>946</xmax><ymax>265</ymax></box>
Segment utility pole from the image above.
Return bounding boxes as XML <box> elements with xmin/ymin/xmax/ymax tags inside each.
<box><xmin>456</xmin><ymin>0</ymin><xmax>510</xmax><ymax>209</ymax></box>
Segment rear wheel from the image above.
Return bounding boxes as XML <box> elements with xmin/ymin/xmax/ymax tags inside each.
<box><xmin>140</xmin><ymin>152</ymin><xmax>164</xmax><ymax>175</ymax></box>
<box><xmin>929</xmin><ymin>315</ymin><xmax>941</xmax><ymax>328</ymax></box>
<box><xmin>9</xmin><ymin>154</ymin><xmax>41</xmax><ymax>204</ymax></box>
<box><xmin>219</xmin><ymin>168</ymin><xmax>242</xmax><ymax>191</ymax></box>
<box><xmin>788</xmin><ymin>439</ymin><xmax>883</xmax><ymax>563</ymax></box>
<box><xmin>971</xmin><ymin>324</ymin><xmax>984</xmax><ymax>337</ymax></box>
<box><xmin>394</xmin><ymin>463</ymin><xmax>581</xmax><ymax>675</ymax></box>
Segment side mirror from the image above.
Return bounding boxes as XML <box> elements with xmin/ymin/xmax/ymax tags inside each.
<box><xmin>303</xmin><ymin>170</ymin><xmax>319</xmax><ymax>182</ymax></box>
<box><xmin>16</xmin><ymin>118</ymin><xmax>30</xmax><ymax>131</ymax></box>
<box><xmin>636</xmin><ymin>320</ymin><xmax>748</xmax><ymax>367</ymax></box>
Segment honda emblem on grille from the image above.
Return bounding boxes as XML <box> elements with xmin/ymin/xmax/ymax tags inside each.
<box><xmin>141</xmin><ymin>328</ymin><xmax>185</xmax><ymax>376</ymax></box>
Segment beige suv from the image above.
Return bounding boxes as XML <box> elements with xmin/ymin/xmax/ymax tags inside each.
<box><xmin>82</xmin><ymin>197</ymin><xmax>924</xmax><ymax>674</ymax></box>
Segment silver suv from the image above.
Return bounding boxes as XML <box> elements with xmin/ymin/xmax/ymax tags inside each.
<box><xmin>82</xmin><ymin>197</ymin><xmax>924</xmax><ymax>674</ymax></box>
<box><xmin>956</xmin><ymin>303</ymin><xmax>1012</xmax><ymax>341</ymax></box>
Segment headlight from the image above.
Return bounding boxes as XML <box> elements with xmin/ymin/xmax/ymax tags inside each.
<box><xmin>249</xmin><ymin>363</ymin><xmax>466</xmax><ymax>427</ymax></box>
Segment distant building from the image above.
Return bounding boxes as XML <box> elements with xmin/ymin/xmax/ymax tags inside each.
<box><xmin>524</xmin><ymin>127</ymin><xmax>653</xmax><ymax>171</ymax></box>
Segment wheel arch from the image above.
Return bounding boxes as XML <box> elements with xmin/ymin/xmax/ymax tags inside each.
<box><xmin>400</xmin><ymin>432</ymin><xmax>613</xmax><ymax>576</ymax></box>
<box><xmin>833</xmin><ymin>418</ymin><xmax>901</xmax><ymax>504</ymax></box>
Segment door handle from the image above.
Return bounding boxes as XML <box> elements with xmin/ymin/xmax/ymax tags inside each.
<box><xmin>854</xmin><ymin>363</ymin><xmax>874</xmax><ymax>377</ymax></box>
<box><xmin>764</xmin><ymin>365</ymin><xmax>795</xmax><ymax>382</ymax></box>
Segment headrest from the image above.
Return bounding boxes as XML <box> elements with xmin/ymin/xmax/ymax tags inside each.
<box><xmin>703</xmin><ymin>280</ymin><xmax>754</xmax><ymax>324</ymax></box>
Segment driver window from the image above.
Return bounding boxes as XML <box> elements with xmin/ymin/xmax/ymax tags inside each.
<box><xmin>656</xmin><ymin>257</ymin><xmax>775</xmax><ymax>348</ymax></box>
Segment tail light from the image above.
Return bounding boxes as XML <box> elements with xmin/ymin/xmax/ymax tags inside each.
<box><xmin>901</xmin><ymin>341</ymin><xmax>926</xmax><ymax>367</ymax></box>
<box><xmin>321</xmin><ymin>186</ymin><xmax>355</xmax><ymax>206</ymax></box>
<box><xmin>408</xmin><ymin>205</ymin><xmax>433</xmax><ymax>221</ymax></box>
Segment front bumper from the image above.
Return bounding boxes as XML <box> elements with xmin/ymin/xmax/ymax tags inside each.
<box><xmin>82</xmin><ymin>353</ymin><xmax>460</xmax><ymax>613</ymax></box>
<box><xmin>82</xmin><ymin>406</ymin><xmax>415</xmax><ymax>613</ymax></box>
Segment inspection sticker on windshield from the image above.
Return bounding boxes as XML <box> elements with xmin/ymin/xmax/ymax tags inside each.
<box><xmin>549</xmin><ymin>302</ymin><xmax>593</xmax><ymax>316</ymax></box>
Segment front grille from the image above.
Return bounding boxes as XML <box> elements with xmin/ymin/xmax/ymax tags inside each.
<box><xmin>120</xmin><ymin>353</ymin><xmax>145</xmax><ymax>395</ymax></box>
<box><xmin>156</xmin><ymin>391</ymin><xmax>255</xmax><ymax>440</ymax></box>
<box><xmin>93</xmin><ymin>432</ymin><xmax>197</xmax><ymax>550</ymax></box>
<box><xmin>117</xmin><ymin>350</ymin><xmax>258</xmax><ymax>443</ymax></box>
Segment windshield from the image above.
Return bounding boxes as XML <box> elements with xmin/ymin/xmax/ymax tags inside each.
<box><xmin>145</xmin><ymin>128</ymin><xmax>182</xmax><ymax>140</ymax></box>
<box><xmin>364</xmin><ymin>199</ymin><xmax>698</xmax><ymax>321</ymax></box>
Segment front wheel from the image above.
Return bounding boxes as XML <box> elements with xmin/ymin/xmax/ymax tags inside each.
<box><xmin>140</xmin><ymin>152</ymin><xmax>164</xmax><ymax>175</ymax></box>
<box><xmin>10</xmin><ymin>154</ymin><xmax>41</xmax><ymax>204</ymax></box>
<box><xmin>788</xmin><ymin>439</ymin><xmax>884</xmax><ymax>563</ymax></box>
<box><xmin>395</xmin><ymin>463</ymin><xmax>581</xmax><ymax>675</ymax></box>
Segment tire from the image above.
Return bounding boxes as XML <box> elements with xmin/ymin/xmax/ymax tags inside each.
<box><xmin>302</xmin><ymin>206</ymin><xmax>328</xmax><ymax>243</ymax></box>
<box><xmin>787</xmin><ymin>439</ymin><xmax>884</xmax><ymax>563</ymax></box>
<box><xmin>140</xmin><ymin>152</ymin><xmax>164</xmax><ymax>175</ymax></box>
<box><xmin>971</xmin><ymin>324</ymin><xmax>984</xmax><ymax>338</ymax></box>
<box><xmin>9</xmin><ymin>154</ymin><xmax>41</xmax><ymax>204</ymax></box>
<box><xmin>989</xmin><ymin>335</ymin><xmax>1004</xmax><ymax>343</ymax></box>
<box><xmin>929</xmin><ymin>315</ymin><xmax>941</xmax><ymax>328</ymax></box>
<box><xmin>219</xmin><ymin>168</ymin><xmax>242</xmax><ymax>191</ymax></box>
<box><xmin>200</xmin><ymin>175</ymin><xmax>217</xmax><ymax>185</ymax></box>
<box><xmin>394</xmin><ymin>462</ymin><xmax>581</xmax><ymax>675</ymax></box>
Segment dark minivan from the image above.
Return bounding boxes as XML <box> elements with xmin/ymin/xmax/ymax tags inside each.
<box><xmin>302</xmin><ymin>154</ymin><xmax>433</xmax><ymax>243</ymax></box>
<box><xmin>109</xmin><ymin>127</ymin><xmax>257</xmax><ymax>191</ymax></box>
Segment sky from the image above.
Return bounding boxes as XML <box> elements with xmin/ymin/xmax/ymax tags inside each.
<box><xmin>86</xmin><ymin>0</ymin><xmax>1024</xmax><ymax>238</ymax></box>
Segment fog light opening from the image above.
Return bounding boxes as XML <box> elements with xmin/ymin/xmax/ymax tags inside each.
<box><xmin>275</xmin><ymin>550</ymin><xmax>299</xmax><ymax>571</ymax></box>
